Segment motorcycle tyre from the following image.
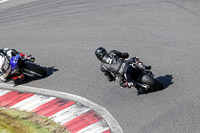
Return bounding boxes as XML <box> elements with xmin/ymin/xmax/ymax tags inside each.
<box><xmin>138</xmin><ymin>73</ymin><xmax>163</xmax><ymax>91</ymax></box>
<box><xmin>23</xmin><ymin>62</ymin><xmax>46</xmax><ymax>77</ymax></box>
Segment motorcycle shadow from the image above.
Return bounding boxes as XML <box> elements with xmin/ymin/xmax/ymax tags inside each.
<box><xmin>13</xmin><ymin>66</ymin><xmax>59</xmax><ymax>86</ymax></box>
<box><xmin>139</xmin><ymin>74</ymin><xmax>174</xmax><ymax>95</ymax></box>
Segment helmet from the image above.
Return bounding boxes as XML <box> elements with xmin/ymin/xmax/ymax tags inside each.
<box><xmin>95</xmin><ymin>47</ymin><xmax>107</xmax><ymax>61</ymax></box>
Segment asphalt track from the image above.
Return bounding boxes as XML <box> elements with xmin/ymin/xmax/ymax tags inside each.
<box><xmin>0</xmin><ymin>0</ymin><xmax>200</xmax><ymax>133</ymax></box>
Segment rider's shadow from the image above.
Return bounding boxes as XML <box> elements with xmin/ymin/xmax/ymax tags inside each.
<box><xmin>156</xmin><ymin>74</ymin><xmax>174</xmax><ymax>89</ymax></box>
<box><xmin>13</xmin><ymin>66</ymin><xmax>59</xmax><ymax>86</ymax></box>
<box><xmin>140</xmin><ymin>74</ymin><xmax>174</xmax><ymax>95</ymax></box>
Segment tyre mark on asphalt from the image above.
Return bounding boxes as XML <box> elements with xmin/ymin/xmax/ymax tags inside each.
<box><xmin>166</xmin><ymin>0</ymin><xmax>200</xmax><ymax>18</ymax></box>
<box><xmin>0</xmin><ymin>0</ymin><xmax>100</xmax><ymax>24</ymax></box>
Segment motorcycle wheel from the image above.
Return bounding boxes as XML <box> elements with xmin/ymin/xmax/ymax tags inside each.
<box><xmin>138</xmin><ymin>73</ymin><xmax>163</xmax><ymax>91</ymax></box>
<box><xmin>23</xmin><ymin>62</ymin><xmax>46</xmax><ymax>77</ymax></box>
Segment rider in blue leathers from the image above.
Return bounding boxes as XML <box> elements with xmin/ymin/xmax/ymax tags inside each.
<box><xmin>0</xmin><ymin>48</ymin><xmax>34</xmax><ymax>82</ymax></box>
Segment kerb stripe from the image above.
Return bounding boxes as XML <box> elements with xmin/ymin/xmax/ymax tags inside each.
<box><xmin>32</xmin><ymin>98</ymin><xmax>75</xmax><ymax>117</ymax></box>
<box><xmin>77</xmin><ymin>120</ymin><xmax>110</xmax><ymax>133</ymax></box>
<box><xmin>11</xmin><ymin>95</ymin><xmax>56</xmax><ymax>112</ymax></box>
<box><xmin>0</xmin><ymin>91</ymin><xmax>34</xmax><ymax>107</ymax></box>
<box><xmin>0</xmin><ymin>89</ymin><xmax>11</xmax><ymax>96</ymax></box>
<box><xmin>50</xmin><ymin>103</ymin><xmax>91</xmax><ymax>125</ymax></box>
<box><xmin>103</xmin><ymin>130</ymin><xmax>111</xmax><ymax>133</ymax></box>
<box><xmin>63</xmin><ymin>110</ymin><xmax>103</xmax><ymax>133</ymax></box>
<box><xmin>0</xmin><ymin>88</ymin><xmax>115</xmax><ymax>133</ymax></box>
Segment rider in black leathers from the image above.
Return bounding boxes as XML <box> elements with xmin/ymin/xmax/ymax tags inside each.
<box><xmin>95</xmin><ymin>47</ymin><xmax>151</xmax><ymax>90</ymax></box>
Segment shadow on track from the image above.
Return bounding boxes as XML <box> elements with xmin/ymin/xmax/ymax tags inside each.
<box><xmin>13</xmin><ymin>66</ymin><xmax>59</xmax><ymax>86</ymax></box>
<box><xmin>156</xmin><ymin>74</ymin><xmax>174</xmax><ymax>89</ymax></box>
<box><xmin>138</xmin><ymin>74</ymin><xmax>174</xmax><ymax>95</ymax></box>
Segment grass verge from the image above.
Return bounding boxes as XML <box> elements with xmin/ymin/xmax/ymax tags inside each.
<box><xmin>0</xmin><ymin>106</ymin><xmax>69</xmax><ymax>133</ymax></box>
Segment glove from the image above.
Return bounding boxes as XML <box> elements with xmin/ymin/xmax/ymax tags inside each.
<box><xmin>119</xmin><ymin>78</ymin><xmax>126</xmax><ymax>88</ymax></box>
<box><xmin>25</xmin><ymin>55</ymin><xmax>35</xmax><ymax>62</ymax></box>
<box><xmin>120</xmin><ymin>82</ymin><xmax>127</xmax><ymax>88</ymax></box>
<box><xmin>127</xmin><ymin>81</ymin><xmax>137</xmax><ymax>88</ymax></box>
<box><xmin>120</xmin><ymin>82</ymin><xmax>132</xmax><ymax>89</ymax></box>
<box><xmin>12</xmin><ymin>74</ymin><xmax>24</xmax><ymax>80</ymax></box>
<box><xmin>0</xmin><ymin>76</ymin><xmax>7</xmax><ymax>82</ymax></box>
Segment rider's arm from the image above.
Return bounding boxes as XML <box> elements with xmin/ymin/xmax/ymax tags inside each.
<box><xmin>11</xmin><ymin>49</ymin><xmax>20</xmax><ymax>56</ymax></box>
<box><xmin>101</xmin><ymin>66</ymin><xmax>115</xmax><ymax>82</ymax></box>
<box><xmin>110</xmin><ymin>50</ymin><xmax>129</xmax><ymax>59</ymax></box>
<box><xmin>119</xmin><ymin>76</ymin><xmax>127</xmax><ymax>88</ymax></box>
<box><xmin>0</xmin><ymin>49</ymin><xmax>3</xmax><ymax>53</ymax></box>
<box><xmin>1</xmin><ymin>48</ymin><xmax>19</xmax><ymax>58</ymax></box>
<box><xmin>0</xmin><ymin>67</ymin><xmax>11</xmax><ymax>82</ymax></box>
<box><xmin>4</xmin><ymin>48</ymin><xmax>31</xmax><ymax>60</ymax></box>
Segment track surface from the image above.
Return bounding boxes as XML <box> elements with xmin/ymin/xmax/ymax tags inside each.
<box><xmin>0</xmin><ymin>0</ymin><xmax>200</xmax><ymax>132</ymax></box>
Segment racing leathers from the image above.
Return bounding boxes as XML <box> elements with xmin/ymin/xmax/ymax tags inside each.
<box><xmin>100</xmin><ymin>50</ymin><xmax>150</xmax><ymax>88</ymax></box>
<box><xmin>0</xmin><ymin>48</ymin><xmax>33</xmax><ymax>82</ymax></box>
<box><xmin>0</xmin><ymin>48</ymin><xmax>20</xmax><ymax>81</ymax></box>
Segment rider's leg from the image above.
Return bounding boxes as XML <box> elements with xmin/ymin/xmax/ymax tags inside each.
<box><xmin>123</xmin><ymin>64</ymin><xmax>138</xmax><ymax>88</ymax></box>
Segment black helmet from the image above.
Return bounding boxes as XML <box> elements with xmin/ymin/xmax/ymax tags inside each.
<box><xmin>95</xmin><ymin>47</ymin><xmax>107</xmax><ymax>61</ymax></box>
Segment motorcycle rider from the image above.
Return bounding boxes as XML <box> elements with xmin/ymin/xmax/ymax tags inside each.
<box><xmin>0</xmin><ymin>48</ymin><xmax>35</xmax><ymax>82</ymax></box>
<box><xmin>95</xmin><ymin>47</ymin><xmax>151</xmax><ymax>93</ymax></box>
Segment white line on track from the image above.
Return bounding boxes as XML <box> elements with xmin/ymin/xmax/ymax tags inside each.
<box><xmin>0</xmin><ymin>0</ymin><xmax>9</xmax><ymax>4</ymax></box>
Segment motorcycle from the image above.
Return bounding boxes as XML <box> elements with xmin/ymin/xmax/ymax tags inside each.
<box><xmin>131</xmin><ymin>62</ymin><xmax>163</xmax><ymax>92</ymax></box>
<box><xmin>114</xmin><ymin>60</ymin><xmax>163</xmax><ymax>93</ymax></box>
<box><xmin>10</xmin><ymin>54</ymin><xmax>46</xmax><ymax>79</ymax></box>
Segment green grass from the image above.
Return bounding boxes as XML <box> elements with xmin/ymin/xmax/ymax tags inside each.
<box><xmin>0</xmin><ymin>106</ymin><xmax>69</xmax><ymax>133</ymax></box>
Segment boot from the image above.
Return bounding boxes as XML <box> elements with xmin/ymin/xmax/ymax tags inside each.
<box><xmin>144</xmin><ymin>65</ymin><xmax>151</xmax><ymax>70</ymax></box>
<box><xmin>12</xmin><ymin>73</ymin><xmax>24</xmax><ymax>80</ymax></box>
<box><xmin>137</xmin><ymin>87</ymin><xmax>146</xmax><ymax>95</ymax></box>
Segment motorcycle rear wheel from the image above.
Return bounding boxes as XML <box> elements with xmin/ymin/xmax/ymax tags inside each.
<box><xmin>137</xmin><ymin>73</ymin><xmax>163</xmax><ymax>91</ymax></box>
<box><xmin>23</xmin><ymin>62</ymin><xmax>46</xmax><ymax>77</ymax></box>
